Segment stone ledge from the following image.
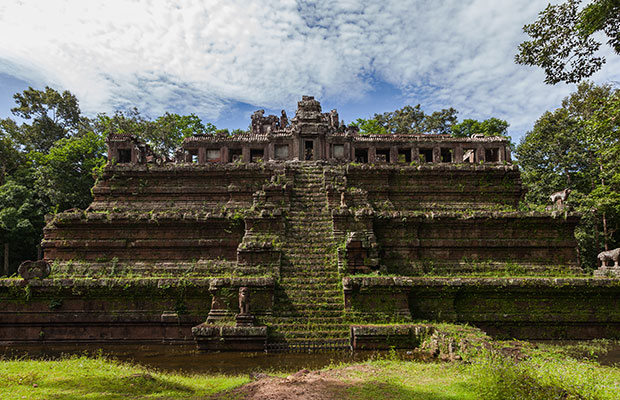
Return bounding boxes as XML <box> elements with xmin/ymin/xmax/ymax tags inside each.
<box><xmin>343</xmin><ymin>276</ymin><xmax>620</xmax><ymax>289</ymax></box>
<box><xmin>350</xmin><ymin>324</ymin><xmax>434</xmax><ymax>350</ymax></box>
<box><xmin>192</xmin><ymin>323</ymin><xmax>268</xmax><ymax>352</ymax></box>
<box><xmin>0</xmin><ymin>276</ymin><xmax>275</xmax><ymax>289</ymax></box>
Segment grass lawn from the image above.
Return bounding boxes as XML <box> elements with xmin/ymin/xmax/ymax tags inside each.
<box><xmin>2</xmin><ymin>341</ymin><xmax>620</xmax><ymax>399</ymax></box>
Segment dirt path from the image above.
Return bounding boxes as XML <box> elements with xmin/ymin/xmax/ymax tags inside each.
<box><xmin>210</xmin><ymin>366</ymin><xmax>372</xmax><ymax>400</ymax></box>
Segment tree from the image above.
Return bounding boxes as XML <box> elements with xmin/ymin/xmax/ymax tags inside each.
<box><xmin>7</xmin><ymin>86</ymin><xmax>86</xmax><ymax>152</ymax></box>
<box><xmin>148</xmin><ymin>113</ymin><xmax>215</xmax><ymax>156</ymax></box>
<box><xmin>34</xmin><ymin>131</ymin><xmax>107</xmax><ymax>212</ymax></box>
<box><xmin>371</xmin><ymin>105</ymin><xmax>458</xmax><ymax>135</ymax></box>
<box><xmin>516</xmin><ymin>0</ymin><xmax>620</xmax><ymax>84</ymax></box>
<box><xmin>451</xmin><ymin>118</ymin><xmax>510</xmax><ymax>138</ymax></box>
<box><xmin>0</xmin><ymin>175</ymin><xmax>46</xmax><ymax>274</ymax></box>
<box><xmin>94</xmin><ymin>109</ymin><xmax>216</xmax><ymax>157</ymax></box>
<box><xmin>517</xmin><ymin>82</ymin><xmax>620</xmax><ymax>269</ymax></box>
<box><xmin>349</xmin><ymin>118</ymin><xmax>389</xmax><ymax>135</ymax></box>
<box><xmin>0</xmin><ymin>121</ymin><xmax>23</xmax><ymax>185</ymax></box>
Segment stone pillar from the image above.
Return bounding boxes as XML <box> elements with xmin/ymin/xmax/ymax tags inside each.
<box><xmin>368</xmin><ymin>147</ymin><xmax>376</xmax><ymax>163</ymax></box>
<box><xmin>498</xmin><ymin>145</ymin><xmax>506</xmax><ymax>162</ymax></box>
<box><xmin>454</xmin><ymin>146</ymin><xmax>463</xmax><ymax>163</ymax></box>
<box><xmin>221</xmin><ymin>146</ymin><xmax>229</xmax><ymax>164</ymax></box>
<box><xmin>198</xmin><ymin>148</ymin><xmax>206</xmax><ymax>164</ymax></box>
<box><xmin>242</xmin><ymin>146</ymin><xmax>250</xmax><ymax>163</ymax></box>
<box><xmin>411</xmin><ymin>146</ymin><xmax>417</xmax><ymax>163</ymax></box>
<box><xmin>432</xmin><ymin>146</ymin><xmax>441</xmax><ymax>163</ymax></box>
<box><xmin>477</xmin><ymin>146</ymin><xmax>486</xmax><ymax>163</ymax></box>
<box><xmin>267</xmin><ymin>143</ymin><xmax>275</xmax><ymax>161</ymax></box>
<box><xmin>390</xmin><ymin>147</ymin><xmax>398</xmax><ymax>164</ymax></box>
<box><xmin>505</xmin><ymin>146</ymin><xmax>512</xmax><ymax>162</ymax></box>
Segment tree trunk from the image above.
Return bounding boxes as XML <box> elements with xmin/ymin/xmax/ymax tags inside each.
<box><xmin>599</xmin><ymin>163</ymin><xmax>609</xmax><ymax>251</ymax></box>
<box><xmin>3</xmin><ymin>242</ymin><xmax>8</xmax><ymax>277</ymax></box>
<box><xmin>603</xmin><ymin>213</ymin><xmax>609</xmax><ymax>251</ymax></box>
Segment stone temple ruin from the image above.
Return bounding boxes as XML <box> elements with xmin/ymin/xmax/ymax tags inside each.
<box><xmin>7</xmin><ymin>96</ymin><xmax>618</xmax><ymax>351</ymax></box>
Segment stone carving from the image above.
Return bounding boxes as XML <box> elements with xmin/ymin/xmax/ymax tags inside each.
<box><xmin>236</xmin><ymin>286</ymin><xmax>255</xmax><ymax>327</ymax></box>
<box><xmin>280</xmin><ymin>110</ymin><xmax>288</xmax><ymax>128</ymax></box>
<box><xmin>18</xmin><ymin>260</ymin><xmax>51</xmax><ymax>280</ymax></box>
<box><xmin>598</xmin><ymin>248</ymin><xmax>620</xmax><ymax>268</ymax></box>
<box><xmin>329</xmin><ymin>109</ymin><xmax>339</xmax><ymax>128</ymax></box>
<box><xmin>239</xmin><ymin>286</ymin><xmax>250</xmax><ymax>315</ymax></box>
<box><xmin>550</xmin><ymin>189</ymin><xmax>571</xmax><ymax>206</ymax></box>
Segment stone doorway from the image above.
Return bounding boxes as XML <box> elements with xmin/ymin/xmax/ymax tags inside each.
<box><xmin>304</xmin><ymin>140</ymin><xmax>314</xmax><ymax>161</ymax></box>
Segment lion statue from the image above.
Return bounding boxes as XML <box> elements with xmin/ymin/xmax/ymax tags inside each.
<box><xmin>598</xmin><ymin>248</ymin><xmax>620</xmax><ymax>268</ymax></box>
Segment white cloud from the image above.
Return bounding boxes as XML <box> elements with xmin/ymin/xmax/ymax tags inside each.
<box><xmin>0</xmin><ymin>0</ymin><xmax>618</xmax><ymax>140</ymax></box>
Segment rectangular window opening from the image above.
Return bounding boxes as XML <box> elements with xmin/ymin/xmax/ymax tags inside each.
<box><xmin>189</xmin><ymin>150</ymin><xmax>199</xmax><ymax>163</ymax></box>
<box><xmin>376</xmin><ymin>148</ymin><xmax>390</xmax><ymax>163</ymax></box>
<box><xmin>117</xmin><ymin>149</ymin><xmax>132</xmax><ymax>163</ymax></box>
<box><xmin>275</xmin><ymin>144</ymin><xmax>289</xmax><ymax>160</ymax></box>
<box><xmin>355</xmin><ymin>148</ymin><xmax>368</xmax><ymax>163</ymax></box>
<box><xmin>250</xmin><ymin>148</ymin><xmax>264</xmax><ymax>163</ymax></box>
<box><xmin>207</xmin><ymin>149</ymin><xmax>221</xmax><ymax>162</ymax></box>
<box><xmin>419</xmin><ymin>148</ymin><xmax>433</xmax><ymax>163</ymax></box>
<box><xmin>398</xmin><ymin>149</ymin><xmax>411</xmax><ymax>163</ymax></box>
<box><xmin>485</xmin><ymin>148</ymin><xmax>499</xmax><ymax>162</ymax></box>
<box><xmin>463</xmin><ymin>148</ymin><xmax>476</xmax><ymax>163</ymax></box>
<box><xmin>333</xmin><ymin>144</ymin><xmax>345</xmax><ymax>159</ymax></box>
<box><xmin>440</xmin><ymin>148</ymin><xmax>453</xmax><ymax>163</ymax></box>
<box><xmin>229</xmin><ymin>149</ymin><xmax>242</xmax><ymax>163</ymax></box>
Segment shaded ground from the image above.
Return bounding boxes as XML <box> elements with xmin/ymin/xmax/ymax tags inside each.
<box><xmin>211</xmin><ymin>364</ymin><xmax>475</xmax><ymax>400</ymax></box>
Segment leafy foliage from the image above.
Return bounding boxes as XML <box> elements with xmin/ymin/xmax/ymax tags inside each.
<box><xmin>8</xmin><ymin>86</ymin><xmax>87</xmax><ymax>152</ymax></box>
<box><xmin>0</xmin><ymin>86</ymin><xmax>221</xmax><ymax>274</ymax></box>
<box><xmin>516</xmin><ymin>0</ymin><xmax>620</xmax><ymax>84</ymax></box>
<box><xmin>517</xmin><ymin>82</ymin><xmax>620</xmax><ymax>269</ymax></box>
<box><xmin>372</xmin><ymin>104</ymin><xmax>458</xmax><ymax>135</ymax></box>
<box><xmin>349</xmin><ymin>118</ymin><xmax>388</xmax><ymax>135</ymax></box>
<box><xmin>94</xmin><ymin>109</ymin><xmax>216</xmax><ymax>157</ymax></box>
<box><xmin>451</xmin><ymin>118</ymin><xmax>509</xmax><ymax>138</ymax></box>
<box><xmin>34</xmin><ymin>131</ymin><xmax>107</xmax><ymax>212</ymax></box>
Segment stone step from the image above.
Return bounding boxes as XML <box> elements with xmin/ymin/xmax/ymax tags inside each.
<box><xmin>275</xmin><ymin>290</ymin><xmax>342</xmax><ymax>298</ymax></box>
<box><xmin>271</xmin><ymin>323</ymin><xmax>349</xmax><ymax>332</ymax></box>
<box><xmin>268</xmin><ymin>330</ymin><xmax>349</xmax><ymax>339</ymax></box>
<box><xmin>269</xmin><ymin>316</ymin><xmax>344</xmax><ymax>323</ymax></box>
<box><xmin>273</xmin><ymin>301</ymin><xmax>343</xmax><ymax>310</ymax></box>
<box><xmin>279</xmin><ymin>278</ymin><xmax>340</xmax><ymax>285</ymax></box>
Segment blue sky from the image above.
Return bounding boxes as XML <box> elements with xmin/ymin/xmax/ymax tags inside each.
<box><xmin>1</xmin><ymin>0</ymin><xmax>619</xmax><ymax>144</ymax></box>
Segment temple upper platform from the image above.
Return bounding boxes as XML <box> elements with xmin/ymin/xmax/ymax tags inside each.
<box><xmin>107</xmin><ymin>96</ymin><xmax>512</xmax><ymax>165</ymax></box>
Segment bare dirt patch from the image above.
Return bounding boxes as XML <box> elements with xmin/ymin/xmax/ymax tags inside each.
<box><xmin>209</xmin><ymin>365</ymin><xmax>375</xmax><ymax>400</ymax></box>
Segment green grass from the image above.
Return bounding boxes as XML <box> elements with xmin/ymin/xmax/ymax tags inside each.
<box><xmin>2</xmin><ymin>340</ymin><xmax>620</xmax><ymax>399</ymax></box>
<box><xmin>333</xmin><ymin>360</ymin><xmax>477</xmax><ymax>399</ymax></box>
<box><xmin>472</xmin><ymin>346</ymin><xmax>620</xmax><ymax>400</ymax></box>
<box><xmin>0</xmin><ymin>355</ymin><xmax>249</xmax><ymax>400</ymax></box>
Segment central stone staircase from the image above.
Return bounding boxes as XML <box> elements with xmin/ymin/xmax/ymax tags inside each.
<box><xmin>268</xmin><ymin>164</ymin><xmax>348</xmax><ymax>348</ymax></box>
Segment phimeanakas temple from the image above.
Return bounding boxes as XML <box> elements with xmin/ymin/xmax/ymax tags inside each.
<box><xmin>2</xmin><ymin>96</ymin><xmax>620</xmax><ymax>351</ymax></box>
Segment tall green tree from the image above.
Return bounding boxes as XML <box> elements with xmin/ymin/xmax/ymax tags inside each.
<box><xmin>7</xmin><ymin>86</ymin><xmax>86</xmax><ymax>152</ymax></box>
<box><xmin>451</xmin><ymin>118</ymin><xmax>510</xmax><ymax>138</ymax></box>
<box><xmin>34</xmin><ymin>131</ymin><xmax>106</xmax><ymax>212</ymax></box>
<box><xmin>372</xmin><ymin>105</ymin><xmax>458</xmax><ymax>135</ymax></box>
<box><xmin>516</xmin><ymin>0</ymin><xmax>620</xmax><ymax>84</ymax></box>
<box><xmin>94</xmin><ymin>109</ymin><xmax>216</xmax><ymax>157</ymax></box>
<box><xmin>0</xmin><ymin>172</ymin><xmax>46</xmax><ymax>274</ymax></box>
<box><xmin>0</xmin><ymin>121</ymin><xmax>23</xmax><ymax>185</ymax></box>
<box><xmin>517</xmin><ymin>82</ymin><xmax>620</xmax><ymax>269</ymax></box>
<box><xmin>349</xmin><ymin>118</ymin><xmax>389</xmax><ymax>135</ymax></box>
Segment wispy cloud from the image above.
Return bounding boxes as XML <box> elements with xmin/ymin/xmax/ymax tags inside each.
<box><xmin>0</xmin><ymin>0</ymin><xmax>618</xmax><ymax>139</ymax></box>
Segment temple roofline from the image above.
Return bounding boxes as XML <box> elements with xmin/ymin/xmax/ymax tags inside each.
<box><xmin>107</xmin><ymin>96</ymin><xmax>512</xmax><ymax>165</ymax></box>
